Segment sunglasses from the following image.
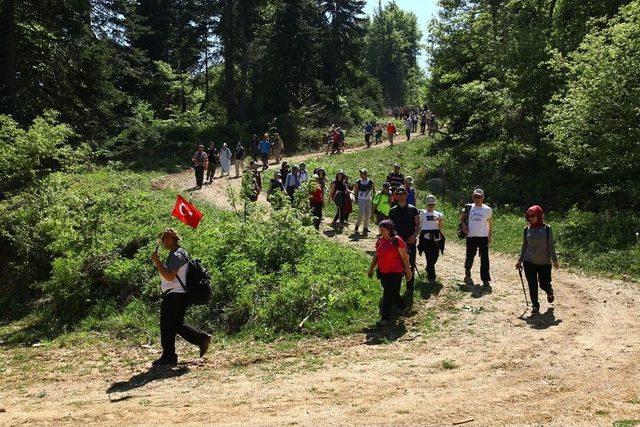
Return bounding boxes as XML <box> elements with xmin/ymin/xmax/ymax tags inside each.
<box><xmin>427</xmin><ymin>204</ymin><xmax>435</xmax><ymax>207</ymax></box>
<box><xmin>473</xmin><ymin>195</ymin><xmax>483</xmax><ymax>198</ymax></box>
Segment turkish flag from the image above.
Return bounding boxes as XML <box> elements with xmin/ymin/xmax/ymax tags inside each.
<box><xmin>171</xmin><ymin>195</ymin><xmax>203</xmax><ymax>228</ymax></box>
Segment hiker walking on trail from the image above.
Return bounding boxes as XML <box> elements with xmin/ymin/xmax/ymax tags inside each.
<box><xmin>420</xmin><ymin>111</ymin><xmax>427</xmax><ymax>135</ymax></box>
<box><xmin>364</xmin><ymin>122</ymin><xmax>373</xmax><ymax>148</ymax></box>
<box><xmin>411</xmin><ymin>112</ymin><xmax>419</xmax><ymax>133</ymax></box>
<box><xmin>331</xmin><ymin>128</ymin><xmax>342</xmax><ymax>154</ymax></box>
<box><xmin>272</xmin><ymin>133</ymin><xmax>284</xmax><ymax>163</ymax></box>
<box><xmin>192</xmin><ymin>145</ymin><xmax>208</xmax><ymax>189</ymax></box>
<box><xmin>299</xmin><ymin>162</ymin><xmax>309</xmax><ymax>183</ymax></box>
<box><xmin>515</xmin><ymin>205</ymin><xmax>558</xmax><ymax>314</ymax></box>
<box><xmin>259</xmin><ymin>134</ymin><xmax>271</xmax><ymax>170</ymax></box>
<box><xmin>418</xmin><ymin>195</ymin><xmax>445</xmax><ymax>284</ymax></box>
<box><xmin>250</xmin><ymin>134</ymin><xmax>259</xmax><ymax>162</ymax></box>
<box><xmin>329</xmin><ymin>170</ymin><xmax>348</xmax><ymax>229</ymax></box>
<box><xmin>386</xmin><ymin>121</ymin><xmax>396</xmax><ymax>146</ymax></box>
<box><xmin>374</xmin><ymin>122</ymin><xmax>383</xmax><ymax>145</ymax></box>
<box><xmin>367</xmin><ymin>219</ymin><xmax>412</xmax><ymax>327</ymax></box>
<box><xmin>284</xmin><ymin>164</ymin><xmax>302</xmax><ymax>202</ymax></box>
<box><xmin>389</xmin><ymin>187</ymin><xmax>420</xmax><ymax>296</ymax></box>
<box><xmin>219</xmin><ymin>143</ymin><xmax>232</xmax><ymax>177</ymax></box>
<box><xmin>234</xmin><ymin>142</ymin><xmax>245</xmax><ymax>178</ymax></box>
<box><xmin>354</xmin><ymin>168</ymin><xmax>375</xmax><ymax>234</ymax></box>
<box><xmin>373</xmin><ymin>182</ymin><xmax>392</xmax><ymax>224</ymax></box>
<box><xmin>151</xmin><ymin>229</ymin><xmax>211</xmax><ymax>367</ymax></box>
<box><xmin>310</xmin><ymin>174</ymin><xmax>325</xmax><ymax>230</ymax></box>
<box><xmin>279</xmin><ymin>161</ymin><xmax>291</xmax><ymax>186</ymax></box>
<box><xmin>404</xmin><ymin>116</ymin><xmax>412</xmax><ymax>141</ymax></box>
<box><xmin>386</xmin><ymin>163</ymin><xmax>405</xmax><ymax>193</ymax></box>
<box><xmin>267</xmin><ymin>171</ymin><xmax>284</xmax><ymax>197</ymax></box>
<box><xmin>461</xmin><ymin>189</ymin><xmax>493</xmax><ymax>287</ymax></box>
<box><xmin>206</xmin><ymin>143</ymin><xmax>218</xmax><ymax>183</ymax></box>
<box><xmin>247</xmin><ymin>161</ymin><xmax>262</xmax><ymax>201</ymax></box>
<box><xmin>405</xmin><ymin>176</ymin><xmax>416</xmax><ymax>206</ymax></box>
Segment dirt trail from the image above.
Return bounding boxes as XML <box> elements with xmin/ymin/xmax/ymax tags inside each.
<box><xmin>2</xmin><ymin>139</ymin><xmax>640</xmax><ymax>425</ymax></box>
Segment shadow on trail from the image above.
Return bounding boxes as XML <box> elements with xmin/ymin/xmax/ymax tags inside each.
<box><xmin>457</xmin><ymin>282</ymin><xmax>492</xmax><ymax>299</ymax></box>
<box><xmin>521</xmin><ymin>307</ymin><xmax>562</xmax><ymax>330</ymax></box>
<box><xmin>363</xmin><ymin>320</ymin><xmax>407</xmax><ymax>345</ymax></box>
<box><xmin>106</xmin><ymin>366</ymin><xmax>189</xmax><ymax>396</ymax></box>
<box><xmin>416</xmin><ymin>279</ymin><xmax>443</xmax><ymax>300</ymax></box>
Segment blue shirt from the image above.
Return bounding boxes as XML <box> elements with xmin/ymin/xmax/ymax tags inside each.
<box><xmin>365</xmin><ymin>124</ymin><xmax>373</xmax><ymax>133</ymax></box>
<box><xmin>259</xmin><ymin>140</ymin><xmax>271</xmax><ymax>154</ymax></box>
<box><xmin>407</xmin><ymin>188</ymin><xmax>416</xmax><ymax>206</ymax></box>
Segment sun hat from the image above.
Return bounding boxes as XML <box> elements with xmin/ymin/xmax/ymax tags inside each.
<box><xmin>473</xmin><ymin>188</ymin><xmax>484</xmax><ymax>197</ymax></box>
<box><xmin>157</xmin><ymin>228</ymin><xmax>181</xmax><ymax>241</ymax></box>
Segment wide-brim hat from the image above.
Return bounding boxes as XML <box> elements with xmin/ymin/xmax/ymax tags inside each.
<box><xmin>157</xmin><ymin>228</ymin><xmax>181</xmax><ymax>241</ymax></box>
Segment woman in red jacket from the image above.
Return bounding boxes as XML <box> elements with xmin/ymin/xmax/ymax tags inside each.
<box><xmin>367</xmin><ymin>219</ymin><xmax>413</xmax><ymax>326</ymax></box>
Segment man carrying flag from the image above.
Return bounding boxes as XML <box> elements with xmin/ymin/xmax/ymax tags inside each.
<box><xmin>151</xmin><ymin>228</ymin><xmax>211</xmax><ymax>367</ymax></box>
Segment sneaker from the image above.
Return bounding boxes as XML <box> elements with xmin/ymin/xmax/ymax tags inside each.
<box><xmin>152</xmin><ymin>357</ymin><xmax>177</xmax><ymax>368</ymax></box>
<box><xmin>363</xmin><ymin>228</ymin><xmax>370</xmax><ymax>234</ymax></box>
<box><xmin>464</xmin><ymin>275</ymin><xmax>473</xmax><ymax>285</ymax></box>
<box><xmin>199</xmin><ymin>334</ymin><xmax>212</xmax><ymax>357</ymax></box>
<box><xmin>376</xmin><ymin>318</ymin><xmax>392</xmax><ymax>327</ymax></box>
<box><xmin>531</xmin><ymin>306</ymin><xmax>540</xmax><ymax>315</ymax></box>
<box><xmin>547</xmin><ymin>293</ymin><xmax>555</xmax><ymax>303</ymax></box>
<box><xmin>482</xmin><ymin>280</ymin><xmax>491</xmax><ymax>287</ymax></box>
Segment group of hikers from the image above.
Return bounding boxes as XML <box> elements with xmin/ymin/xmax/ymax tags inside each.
<box><xmin>153</xmin><ymin>117</ymin><xmax>558</xmax><ymax>366</ymax></box>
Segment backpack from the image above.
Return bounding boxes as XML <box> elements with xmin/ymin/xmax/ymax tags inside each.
<box><xmin>176</xmin><ymin>252</ymin><xmax>212</xmax><ymax>306</ymax></box>
<box><xmin>522</xmin><ymin>225</ymin><xmax>550</xmax><ymax>252</ymax></box>
<box><xmin>457</xmin><ymin>204</ymin><xmax>472</xmax><ymax>239</ymax></box>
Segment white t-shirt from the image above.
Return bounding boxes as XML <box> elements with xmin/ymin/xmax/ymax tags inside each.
<box><xmin>160</xmin><ymin>248</ymin><xmax>189</xmax><ymax>294</ymax></box>
<box><xmin>420</xmin><ymin>210</ymin><xmax>443</xmax><ymax>231</ymax></box>
<box><xmin>467</xmin><ymin>204</ymin><xmax>493</xmax><ymax>237</ymax></box>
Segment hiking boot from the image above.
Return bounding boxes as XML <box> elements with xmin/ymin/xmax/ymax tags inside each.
<box><xmin>152</xmin><ymin>357</ymin><xmax>177</xmax><ymax>368</ymax></box>
<box><xmin>199</xmin><ymin>334</ymin><xmax>212</xmax><ymax>357</ymax></box>
<box><xmin>482</xmin><ymin>280</ymin><xmax>491</xmax><ymax>287</ymax></box>
<box><xmin>464</xmin><ymin>275</ymin><xmax>473</xmax><ymax>285</ymax></box>
<box><xmin>376</xmin><ymin>318</ymin><xmax>392</xmax><ymax>327</ymax></box>
<box><xmin>363</xmin><ymin>228</ymin><xmax>370</xmax><ymax>234</ymax></box>
<box><xmin>428</xmin><ymin>278</ymin><xmax>437</xmax><ymax>286</ymax></box>
<box><xmin>531</xmin><ymin>306</ymin><xmax>540</xmax><ymax>315</ymax></box>
<box><xmin>547</xmin><ymin>293</ymin><xmax>555</xmax><ymax>304</ymax></box>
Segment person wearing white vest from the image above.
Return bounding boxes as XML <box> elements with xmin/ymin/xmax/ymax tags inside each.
<box><xmin>418</xmin><ymin>195</ymin><xmax>445</xmax><ymax>284</ymax></box>
<box><xmin>150</xmin><ymin>229</ymin><xmax>211</xmax><ymax>367</ymax></box>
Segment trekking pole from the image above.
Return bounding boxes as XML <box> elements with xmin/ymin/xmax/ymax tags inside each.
<box><xmin>517</xmin><ymin>266</ymin><xmax>529</xmax><ymax>306</ymax></box>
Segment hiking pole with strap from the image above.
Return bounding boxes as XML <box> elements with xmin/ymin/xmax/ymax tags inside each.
<box><xmin>517</xmin><ymin>266</ymin><xmax>529</xmax><ymax>306</ymax></box>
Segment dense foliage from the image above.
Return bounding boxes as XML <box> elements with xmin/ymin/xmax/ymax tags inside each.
<box><xmin>0</xmin><ymin>167</ymin><xmax>380</xmax><ymax>340</ymax></box>
<box><xmin>0</xmin><ymin>0</ymin><xmax>423</xmax><ymax>156</ymax></box>
<box><xmin>426</xmin><ymin>0</ymin><xmax>640</xmax><ymax>211</ymax></box>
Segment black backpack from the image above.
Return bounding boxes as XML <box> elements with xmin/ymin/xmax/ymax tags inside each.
<box><xmin>458</xmin><ymin>204</ymin><xmax>472</xmax><ymax>239</ymax></box>
<box><xmin>176</xmin><ymin>252</ymin><xmax>212</xmax><ymax>306</ymax></box>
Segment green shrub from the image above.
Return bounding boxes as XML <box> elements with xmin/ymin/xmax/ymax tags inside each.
<box><xmin>0</xmin><ymin>111</ymin><xmax>80</xmax><ymax>195</ymax></box>
<box><xmin>0</xmin><ymin>167</ymin><xmax>380</xmax><ymax>341</ymax></box>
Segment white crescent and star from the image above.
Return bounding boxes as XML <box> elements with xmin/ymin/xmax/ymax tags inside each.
<box><xmin>178</xmin><ymin>202</ymin><xmax>193</xmax><ymax>217</ymax></box>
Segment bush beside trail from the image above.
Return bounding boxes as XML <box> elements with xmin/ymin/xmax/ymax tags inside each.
<box><xmin>0</xmin><ymin>168</ymin><xmax>380</xmax><ymax>344</ymax></box>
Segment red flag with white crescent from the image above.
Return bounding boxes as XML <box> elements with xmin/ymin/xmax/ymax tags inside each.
<box><xmin>171</xmin><ymin>195</ymin><xmax>203</xmax><ymax>228</ymax></box>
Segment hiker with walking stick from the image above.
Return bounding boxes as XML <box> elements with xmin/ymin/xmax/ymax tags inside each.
<box><xmin>515</xmin><ymin>205</ymin><xmax>559</xmax><ymax>314</ymax></box>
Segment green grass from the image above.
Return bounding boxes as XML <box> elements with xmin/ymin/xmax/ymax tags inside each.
<box><xmin>441</xmin><ymin>359</ymin><xmax>458</xmax><ymax>370</ymax></box>
<box><xmin>614</xmin><ymin>421</ymin><xmax>640</xmax><ymax>427</ymax></box>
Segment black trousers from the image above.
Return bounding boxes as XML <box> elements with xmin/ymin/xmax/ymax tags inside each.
<box><xmin>420</xmin><ymin>122</ymin><xmax>426</xmax><ymax>134</ymax></box>
<box><xmin>365</xmin><ymin>133</ymin><xmax>371</xmax><ymax>147</ymax></box>
<box><xmin>405</xmin><ymin>243</ymin><xmax>416</xmax><ymax>292</ymax></box>
<box><xmin>423</xmin><ymin>238</ymin><xmax>440</xmax><ymax>281</ymax></box>
<box><xmin>194</xmin><ymin>166</ymin><xmax>205</xmax><ymax>187</ymax></box>
<box><xmin>286</xmin><ymin>186</ymin><xmax>296</xmax><ymax>202</ymax></box>
<box><xmin>523</xmin><ymin>262</ymin><xmax>553</xmax><ymax>308</ymax></box>
<box><xmin>160</xmin><ymin>292</ymin><xmax>208</xmax><ymax>362</ymax></box>
<box><xmin>465</xmin><ymin>237</ymin><xmax>491</xmax><ymax>281</ymax></box>
<box><xmin>311</xmin><ymin>202</ymin><xmax>323</xmax><ymax>230</ymax></box>
<box><xmin>206</xmin><ymin>162</ymin><xmax>217</xmax><ymax>181</ymax></box>
<box><xmin>378</xmin><ymin>271</ymin><xmax>405</xmax><ymax>320</ymax></box>
<box><xmin>405</xmin><ymin>129</ymin><xmax>411</xmax><ymax>140</ymax></box>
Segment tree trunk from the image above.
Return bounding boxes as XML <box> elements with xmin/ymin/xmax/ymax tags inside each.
<box><xmin>0</xmin><ymin>0</ymin><xmax>17</xmax><ymax>114</ymax></box>
<box><xmin>221</xmin><ymin>0</ymin><xmax>237</xmax><ymax>123</ymax></box>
